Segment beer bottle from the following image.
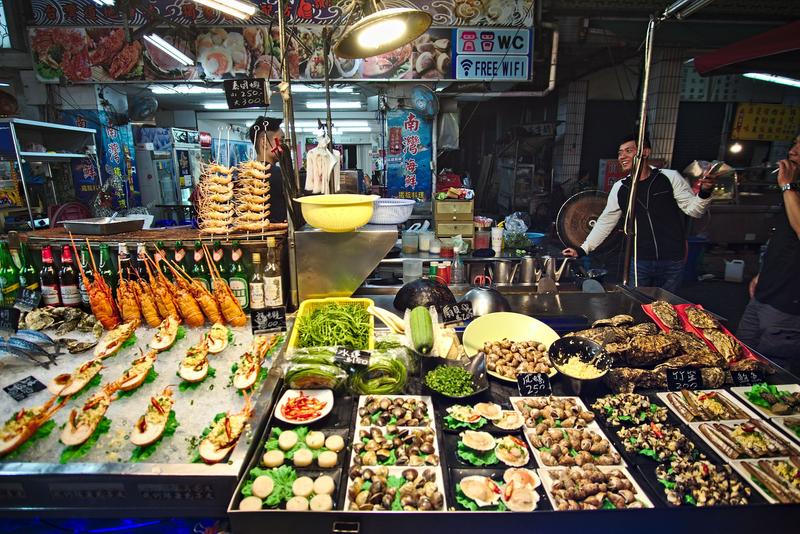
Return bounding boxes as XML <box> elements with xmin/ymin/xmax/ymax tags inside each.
<box><xmin>155</xmin><ymin>240</ymin><xmax>171</xmax><ymax>279</ymax></box>
<box><xmin>40</xmin><ymin>245</ymin><xmax>60</xmax><ymax>306</ymax></box>
<box><xmin>136</xmin><ymin>242</ymin><xmax>148</xmax><ymax>280</ymax></box>
<box><xmin>117</xmin><ymin>242</ymin><xmax>131</xmax><ymax>279</ymax></box>
<box><xmin>228</xmin><ymin>240</ymin><xmax>249</xmax><ymax>312</ymax></box>
<box><xmin>78</xmin><ymin>244</ymin><xmax>93</xmax><ymax>310</ymax></box>
<box><xmin>212</xmin><ymin>240</ymin><xmax>229</xmax><ymax>285</ymax></box>
<box><xmin>190</xmin><ymin>240</ymin><xmax>210</xmax><ymax>291</ymax></box>
<box><xmin>98</xmin><ymin>243</ymin><xmax>116</xmax><ymax>294</ymax></box>
<box><xmin>249</xmin><ymin>252</ymin><xmax>266</xmax><ymax>312</ymax></box>
<box><xmin>263</xmin><ymin>237</ymin><xmax>283</xmax><ymax>307</ymax></box>
<box><xmin>58</xmin><ymin>245</ymin><xmax>81</xmax><ymax>307</ymax></box>
<box><xmin>17</xmin><ymin>241</ymin><xmax>38</xmax><ymax>292</ymax></box>
<box><xmin>174</xmin><ymin>241</ymin><xmax>187</xmax><ymax>274</ymax></box>
<box><xmin>0</xmin><ymin>242</ymin><xmax>20</xmax><ymax>306</ymax></box>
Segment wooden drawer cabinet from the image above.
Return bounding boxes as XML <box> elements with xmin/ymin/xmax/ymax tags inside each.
<box><xmin>436</xmin><ymin>222</ymin><xmax>474</xmax><ymax>237</ymax></box>
<box><xmin>434</xmin><ymin>199</ymin><xmax>474</xmax><ymax>221</ymax></box>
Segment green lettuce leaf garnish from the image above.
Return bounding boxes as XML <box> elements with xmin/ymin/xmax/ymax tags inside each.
<box><xmin>444</xmin><ymin>415</ymin><xmax>487</xmax><ymax>431</ymax></box>
<box><xmin>457</xmin><ymin>441</ymin><xmax>498</xmax><ymax>466</ymax></box>
<box><xmin>62</xmin><ymin>373</ymin><xmax>102</xmax><ymax>401</ymax></box>
<box><xmin>1</xmin><ymin>419</ymin><xmax>56</xmax><ymax>460</ymax></box>
<box><xmin>59</xmin><ymin>417</ymin><xmax>112</xmax><ymax>463</ymax></box>
<box><xmin>241</xmin><ymin>465</ymin><xmax>297</xmax><ymax>508</ymax></box>
<box><xmin>178</xmin><ymin>366</ymin><xmax>216</xmax><ymax>391</ymax></box>
<box><xmin>122</xmin><ymin>334</ymin><xmax>137</xmax><ymax>349</ymax></box>
<box><xmin>130</xmin><ymin>410</ymin><xmax>179</xmax><ymax>462</ymax></box>
<box><xmin>455</xmin><ymin>483</ymin><xmax>507</xmax><ymax>511</ymax></box>
<box><xmin>190</xmin><ymin>412</ymin><xmax>226</xmax><ymax>463</ymax></box>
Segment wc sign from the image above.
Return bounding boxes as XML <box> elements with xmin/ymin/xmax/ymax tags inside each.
<box><xmin>454</xmin><ymin>28</ymin><xmax>532</xmax><ymax>81</ymax></box>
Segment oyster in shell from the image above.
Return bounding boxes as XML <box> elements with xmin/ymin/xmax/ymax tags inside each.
<box><xmin>650</xmin><ymin>300</ymin><xmax>682</xmax><ymax>330</ymax></box>
<box><xmin>702</xmin><ymin>329</ymin><xmax>741</xmax><ymax>361</ymax></box>
<box><xmin>592</xmin><ymin>314</ymin><xmax>635</xmax><ymax>328</ymax></box>
<box><xmin>625</xmin><ymin>334</ymin><xmax>679</xmax><ymax>366</ymax></box>
<box><xmin>685</xmin><ymin>306</ymin><xmax>719</xmax><ymax>329</ymax></box>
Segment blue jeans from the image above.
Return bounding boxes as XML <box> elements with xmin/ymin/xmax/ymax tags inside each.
<box><xmin>629</xmin><ymin>259</ymin><xmax>684</xmax><ymax>292</ymax></box>
<box><xmin>737</xmin><ymin>298</ymin><xmax>800</xmax><ymax>374</ymax></box>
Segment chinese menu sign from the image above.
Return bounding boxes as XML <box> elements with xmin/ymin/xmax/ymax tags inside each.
<box><xmin>386</xmin><ymin>110</ymin><xmax>432</xmax><ymax>201</ymax></box>
<box><xmin>731</xmin><ymin>103</ymin><xmax>800</xmax><ymax>142</ymax></box>
<box><xmin>224</xmin><ymin>78</ymin><xmax>270</xmax><ymax>109</ymax></box>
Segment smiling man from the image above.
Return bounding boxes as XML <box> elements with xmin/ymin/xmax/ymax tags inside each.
<box><xmin>737</xmin><ymin>135</ymin><xmax>800</xmax><ymax>372</ymax></box>
<box><xmin>563</xmin><ymin>134</ymin><xmax>715</xmax><ymax>291</ymax></box>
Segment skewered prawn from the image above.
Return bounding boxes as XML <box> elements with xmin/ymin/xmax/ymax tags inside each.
<box><xmin>0</xmin><ymin>394</ymin><xmax>68</xmax><ymax>456</ymax></box>
<box><xmin>203</xmin><ymin>162</ymin><xmax>234</xmax><ymax>175</ymax></box>
<box><xmin>198</xmin><ymin>393</ymin><xmax>253</xmax><ymax>464</ymax></box>
<box><xmin>162</xmin><ymin>257</ymin><xmax>222</xmax><ymax>324</ymax></box>
<box><xmin>201</xmin><ymin>210</ymin><xmax>234</xmax><ymax>220</ymax></box>
<box><xmin>207</xmin><ymin>191</ymin><xmax>234</xmax><ymax>203</ymax></box>
<box><xmin>154</xmin><ymin>256</ymin><xmax>204</xmax><ymax>327</ymax></box>
<box><xmin>237</xmin><ymin>194</ymin><xmax>270</xmax><ymax>204</ymax></box>
<box><xmin>60</xmin><ymin>381</ymin><xmax>121</xmax><ymax>446</ymax></box>
<box><xmin>116</xmin><ymin>270</ymin><xmax>141</xmax><ymax>325</ymax></box>
<box><xmin>239</xmin><ymin>160</ymin><xmax>271</xmax><ymax>172</ymax></box>
<box><xmin>207</xmin><ymin>173</ymin><xmax>233</xmax><ymax>185</ymax></box>
<box><xmin>70</xmin><ymin>236</ymin><xmax>120</xmax><ymax>330</ymax></box>
<box><xmin>145</xmin><ymin>259</ymin><xmax>178</xmax><ymax>320</ymax></box>
<box><xmin>131</xmin><ymin>272</ymin><xmax>162</xmax><ymax>328</ymax></box>
<box><xmin>206</xmin><ymin>183</ymin><xmax>233</xmax><ymax>194</ymax></box>
<box><xmin>205</xmin><ymin>244</ymin><xmax>247</xmax><ymax>327</ymax></box>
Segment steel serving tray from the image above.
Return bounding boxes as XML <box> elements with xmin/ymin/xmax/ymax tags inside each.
<box><xmin>62</xmin><ymin>217</ymin><xmax>145</xmax><ymax>235</ymax></box>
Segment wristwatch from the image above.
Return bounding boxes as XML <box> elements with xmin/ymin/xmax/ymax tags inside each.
<box><xmin>780</xmin><ymin>183</ymin><xmax>794</xmax><ymax>192</ymax></box>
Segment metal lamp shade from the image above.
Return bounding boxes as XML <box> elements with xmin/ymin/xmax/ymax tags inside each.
<box><xmin>333</xmin><ymin>7</ymin><xmax>432</xmax><ymax>59</ymax></box>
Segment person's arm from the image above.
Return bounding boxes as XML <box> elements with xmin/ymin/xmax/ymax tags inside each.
<box><xmin>663</xmin><ymin>169</ymin><xmax>712</xmax><ymax>218</ymax></box>
<box><xmin>578</xmin><ymin>181</ymin><xmax>624</xmax><ymax>255</ymax></box>
<box><xmin>778</xmin><ymin>159</ymin><xmax>800</xmax><ymax>238</ymax></box>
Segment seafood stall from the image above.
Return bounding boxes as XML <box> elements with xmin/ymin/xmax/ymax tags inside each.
<box><xmin>221</xmin><ymin>284</ymin><xmax>800</xmax><ymax>533</ymax></box>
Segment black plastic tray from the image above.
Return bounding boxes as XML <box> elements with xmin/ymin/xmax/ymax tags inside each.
<box><xmin>442</xmin><ymin>432</ymin><xmax>537</xmax><ymax>470</ymax></box>
<box><xmin>448</xmin><ymin>467</ymin><xmax>551</xmax><ymax>512</ymax></box>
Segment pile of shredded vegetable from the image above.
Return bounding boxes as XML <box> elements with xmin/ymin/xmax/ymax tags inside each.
<box><xmin>297</xmin><ymin>302</ymin><xmax>371</xmax><ymax>349</ymax></box>
<box><xmin>280</xmin><ymin>392</ymin><xmax>327</xmax><ymax>422</ymax></box>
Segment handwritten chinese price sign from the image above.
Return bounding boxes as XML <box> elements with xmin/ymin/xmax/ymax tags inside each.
<box><xmin>335</xmin><ymin>348</ymin><xmax>370</xmax><ymax>369</ymax></box>
<box><xmin>517</xmin><ymin>372</ymin><xmax>551</xmax><ymax>396</ymax></box>
<box><xmin>224</xmin><ymin>78</ymin><xmax>269</xmax><ymax>110</ymax></box>
<box><xmin>666</xmin><ymin>368</ymin><xmax>704</xmax><ymax>391</ymax></box>
<box><xmin>731</xmin><ymin>370</ymin><xmax>765</xmax><ymax>387</ymax></box>
<box><xmin>386</xmin><ymin>109</ymin><xmax>432</xmax><ymax>201</ymax></box>
<box><xmin>441</xmin><ymin>302</ymin><xmax>474</xmax><ymax>325</ymax></box>
<box><xmin>251</xmin><ymin>306</ymin><xmax>286</xmax><ymax>335</ymax></box>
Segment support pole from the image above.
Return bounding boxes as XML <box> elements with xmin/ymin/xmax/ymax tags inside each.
<box><xmin>621</xmin><ymin>15</ymin><xmax>656</xmax><ymax>287</ymax></box>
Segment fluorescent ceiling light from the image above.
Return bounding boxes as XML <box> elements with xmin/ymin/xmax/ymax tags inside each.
<box><xmin>93</xmin><ymin>0</ymin><xmax>115</xmax><ymax>5</ymax></box>
<box><xmin>0</xmin><ymin>82</ymin><xmax>10</xmax><ymax>88</ymax></box>
<box><xmin>295</xmin><ymin>120</ymin><xmax>369</xmax><ymax>128</ymax></box>
<box><xmin>143</xmin><ymin>34</ymin><xmax>194</xmax><ymax>66</ymax></box>
<box><xmin>292</xmin><ymin>85</ymin><xmax>353</xmax><ymax>93</ymax></box>
<box><xmin>743</xmin><ymin>72</ymin><xmax>800</xmax><ymax>89</ymax></box>
<box><xmin>203</xmin><ymin>102</ymin><xmax>230</xmax><ymax>110</ymax></box>
<box><xmin>306</xmin><ymin>101</ymin><xmax>362</xmax><ymax>109</ymax></box>
<box><xmin>338</xmin><ymin>127</ymin><xmax>372</xmax><ymax>132</ymax></box>
<box><xmin>191</xmin><ymin>0</ymin><xmax>256</xmax><ymax>19</ymax></box>
<box><xmin>150</xmin><ymin>85</ymin><xmax>223</xmax><ymax>95</ymax></box>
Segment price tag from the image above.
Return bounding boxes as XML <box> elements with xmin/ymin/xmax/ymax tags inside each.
<box><xmin>14</xmin><ymin>289</ymin><xmax>41</xmax><ymax>313</ymax></box>
<box><xmin>223</xmin><ymin>78</ymin><xmax>269</xmax><ymax>109</ymax></box>
<box><xmin>441</xmin><ymin>302</ymin><xmax>474</xmax><ymax>325</ymax></box>
<box><xmin>3</xmin><ymin>375</ymin><xmax>46</xmax><ymax>402</ymax></box>
<box><xmin>0</xmin><ymin>307</ymin><xmax>20</xmax><ymax>338</ymax></box>
<box><xmin>517</xmin><ymin>372</ymin><xmax>551</xmax><ymax>396</ymax></box>
<box><xmin>335</xmin><ymin>347</ymin><xmax>370</xmax><ymax>368</ymax></box>
<box><xmin>666</xmin><ymin>368</ymin><xmax>704</xmax><ymax>391</ymax></box>
<box><xmin>251</xmin><ymin>306</ymin><xmax>287</xmax><ymax>335</ymax></box>
<box><xmin>731</xmin><ymin>370</ymin><xmax>765</xmax><ymax>387</ymax></box>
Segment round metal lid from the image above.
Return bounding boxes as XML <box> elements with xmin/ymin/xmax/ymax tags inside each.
<box><xmin>556</xmin><ymin>190</ymin><xmax>620</xmax><ymax>252</ymax></box>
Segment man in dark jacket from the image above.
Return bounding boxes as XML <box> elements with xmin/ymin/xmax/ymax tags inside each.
<box><xmin>563</xmin><ymin>134</ymin><xmax>715</xmax><ymax>292</ymax></box>
<box><xmin>737</xmin><ymin>135</ymin><xmax>800</xmax><ymax>372</ymax></box>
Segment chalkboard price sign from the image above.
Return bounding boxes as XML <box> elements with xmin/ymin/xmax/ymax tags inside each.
<box><xmin>0</xmin><ymin>307</ymin><xmax>20</xmax><ymax>338</ymax></box>
<box><xmin>224</xmin><ymin>78</ymin><xmax>269</xmax><ymax>109</ymax></box>
<box><xmin>731</xmin><ymin>370</ymin><xmax>765</xmax><ymax>387</ymax></box>
<box><xmin>3</xmin><ymin>375</ymin><xmax>46</xmax><ymax>402</ymax></box>
<box><xmin>517</xmin><ymin>372</ymin><xmax>552</xmax><ymax>396</ymax></box>
<box><xmin>335</xmin><ymin>348</ymin><xmax>370</xmax><ymax>368</ymax></box>
<box><xmin>251</xmin><ymin>306</ymin><xmax>287</xmax><ymax>335</ymax></box>
<box><xmin>441</xmin><ymin>302</ymin><xmax>474</xmax><ymax>325</ymax></box>
<box><xmin>666</xmin><ymin>368</ymin><xmax>704</xmax><ymax>391</ymax></box>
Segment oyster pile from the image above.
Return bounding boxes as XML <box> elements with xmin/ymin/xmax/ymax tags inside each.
<box><xmin>24</xmin><ymin>306</ymin><xmax>103</xmax><ymax>353</ymax></box>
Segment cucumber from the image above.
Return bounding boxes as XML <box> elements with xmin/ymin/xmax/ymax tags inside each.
<box><xmin>410</xmin><ymin>306</ymin><xmax>434</xmax><ymax>354</ymax></box>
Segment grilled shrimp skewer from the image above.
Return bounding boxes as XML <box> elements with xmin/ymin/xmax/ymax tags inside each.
<box><xmin>204</xmin><ymin>244</ymin><xmax>247</xmax><ymax>327</ymax></box>
<box><xmin>69</xmin><ymin>236</ymin><xmax>120</xmax><ymax>330</ymax></box>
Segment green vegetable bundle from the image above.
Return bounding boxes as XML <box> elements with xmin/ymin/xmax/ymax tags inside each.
<box><xmin>297</xmin><ymin>302</ymin><xmax>371</xmax><ymax>349</ymax></box>
<box><xmin>349</xmin><ymin>348</ymin><xmax>409</xmax><ymax>395</ymax></box>
<box><xmin>284</xmin><ymin>348</ymin><xmax>347</xmax><ymax>390</ymax></box>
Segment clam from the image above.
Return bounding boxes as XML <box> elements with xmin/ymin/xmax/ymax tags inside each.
<box><xmin>433</xmin><ymin>38</ymin><xmax>449</xmax><ymax>51</ymax></box>
<box><xmin>415</xmin><ymin>52</ymin><xmax>434</xmax><ymax>73</ymax></box>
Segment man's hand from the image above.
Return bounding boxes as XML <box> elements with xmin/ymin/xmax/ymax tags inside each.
<box><xmin>562</xmin><ymin>247</ymin><xmax>579</xmax><ymax>258</ymax></box>
<box><xmin>778</xmin><ymin>158</ymin><xmax>800</xmax><ymax>187</ymax></box>
<box><xmin>698</xmin><ymin>166</ymin><xmax>717</xmax><ymax>193</ymax></box>
<box><xmin>749</xmin><ymin>274</ymin><xmax>759</xmax><ymax>299</ymax></box>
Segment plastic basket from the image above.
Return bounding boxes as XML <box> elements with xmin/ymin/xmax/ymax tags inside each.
<box><xmin>287</xmin><ymin>297</ymin><xmax>376</xmax><ymax>351</ymax></box>
<box><xmin>368</xmin><ymin>198</ymin><xmax>416</xmax><ymax>225</ymax></box>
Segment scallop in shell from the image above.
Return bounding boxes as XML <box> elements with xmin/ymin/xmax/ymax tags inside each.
<box><xmin>460</xmin><ymin>430</ymin><xmax>495</xmax><ymax>451</ymax></box>
<box><xmin>459</xmin><ymin>476</ymin><xmax>501</xmax><ymax>507</ymax></box>
<box><xmin>473</xmin><ymin>402</ymin><xmax>502</xmax><ymax>421</ymax></box>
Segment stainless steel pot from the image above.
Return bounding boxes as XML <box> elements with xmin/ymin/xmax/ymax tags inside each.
<box><xmin>461</xmin><ymin>286</ymin><xmax>511</xmax><ymax>316</ymax></box>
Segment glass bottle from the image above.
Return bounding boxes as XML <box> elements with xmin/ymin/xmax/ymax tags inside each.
<box><xmin>212</xmin><ymin>240</ymin><xmax>229</xmax><ymax>284</ymax></box>
<box><xmin>190</xmin><ymin>240</ymin><xmax>210</xmax><ymax>291</ymax></box>
<box><xmin>117</xmin><ymin>242</ymin><xmax>131</xmax><ymax>279</ymax></box>
<box><xmin>452</xmin><ymin>253</ymin><xmax>465</xmax><ymax>284</ymax></box>
<box><xmin>58</xmin><ymin>245</ymin><xmax>81</xmax><ymax>307</ymax></box>
<box><xmin>136</xmin><ymin>242</ymin><xmax>148</xmax><ymax>280</ymax></box>
<box><xmin>155</xmin><ymin>240</ymin><xmax>171</xmax><ymax>279</ymax></box>
<box><xmin>40</xmin><ymin>245</ymin><xmax>60</xmax><ymax>306</ymax></box>
<box><xmin>228</xmin><ymin>240</ymin><xmax>249</xmax><ymax>312</ymax></box>
<box><xmin>174</xmin><ymin>241</ymin><xmax>187</xmax><ymax>274</ymax></box>
<box><xmin>17</xmin><ymin>241</ymin><xmax>39</xmax><ymax>292</ymax></box>
<box><xmin>0</xmin><ymin>242</ymin><xmax>20</xmax><ymax>306</ymax></box>
<box><xmin>78</xmin><ymin>244</ymin><xmax>93</xmax><ymax>310</ymax></box>
<box><xmin>249</xmin><ymin>252</ymin><xmax>266</xmax><ymax>311</ymax></box>
<box><xmin>98</xmin><ymin>243</ymin><xmax>116</xmax><ymax>294</ymax></box>
<box><xmin>263</xmin><ymin>237</ymin><xmax>283</xmax><ymax>307</ymax></box>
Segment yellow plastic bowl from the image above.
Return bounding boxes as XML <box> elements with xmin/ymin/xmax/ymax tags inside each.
<box><xmin>295</xmin><ymin>194</ymin><xmax>380</xmax><ymax>232</ymax></box>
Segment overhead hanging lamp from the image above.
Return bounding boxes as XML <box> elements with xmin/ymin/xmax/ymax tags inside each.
<box><xmin>333</xmin><ymin>1</ymin><xmax>432</xmax><ymax>59</ymax></box>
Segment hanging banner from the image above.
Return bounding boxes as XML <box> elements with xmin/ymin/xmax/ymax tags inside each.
<box><xmin>453</xmin><ymin>28</ymin><xmax>532</xmax><ymax>81</ymax></box>
<box><xmin>731</xmin><ymin>103</ymin><xmax>800</xmax><ymax>142</ymax></box>
<box><xmin>30</xmin><ymin>0</ymin><xmax>534</xmax><ymax>27</ymax></box>
<box><xmin>386</xmin><ymin>110</ymin><xmax>432</xmax><ymax>201</ymax></box>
